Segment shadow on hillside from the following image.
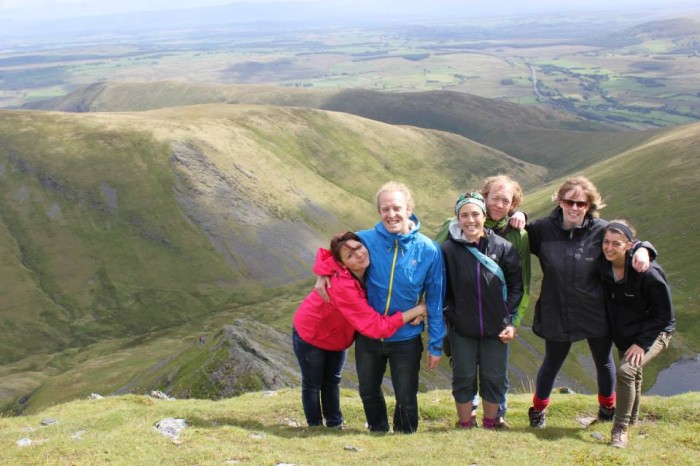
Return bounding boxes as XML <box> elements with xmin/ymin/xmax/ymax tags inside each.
<box><xmin>525</xmin><ymin>426</ymin><xmax>605</xmax><ymax>443</ymax></box>
<box><xmin>186</xmin><ymin>415</ymin><xmax>371</xmax><ymax>438</ymax></box>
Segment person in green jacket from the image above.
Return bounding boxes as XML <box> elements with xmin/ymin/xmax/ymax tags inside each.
<box><xmin>436</xmin><ymin>174</ymin><xmax>530</xmax><ymax>429</ymax></box>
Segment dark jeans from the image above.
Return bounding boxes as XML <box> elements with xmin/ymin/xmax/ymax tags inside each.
<box><xmin>535</xmin><ymin>336</ymin><xmax>615</xmax><ymax>401</ymax></box>
<box><xmin>355</xmin><ymin>333</ymin><xmax>423</xmax><ymax>433</ymax></box>
<box><xmin>292</xmin><ymin>327</ymin><xmax>347</xmax><ymax>427</ymax></box>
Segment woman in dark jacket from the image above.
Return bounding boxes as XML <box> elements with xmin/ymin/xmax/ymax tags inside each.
<box><xmin>523</xmin><ymin>176</ymin><xmax>654</xmax><ymax>428</ymax></box>
<box><xmin>598</xmin><ymin>220</ymin><xmax>675</xmax><ymax>448</ymax></box>
<box><xmin>441</xmin><ymin>192</ymin><xmax>523</xmax><ymax>430</ymax></box>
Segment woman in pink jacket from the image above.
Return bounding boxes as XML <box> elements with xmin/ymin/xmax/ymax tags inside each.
<box><xmin>292</xmin><ymin>231</ymin><xmax>426</xmax><ymax>428</ymax></box>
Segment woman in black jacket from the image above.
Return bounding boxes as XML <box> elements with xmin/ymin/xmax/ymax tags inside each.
<box><xmin>441</xmin><ymin>192</ymin><xmax>523</xmax><ymax>430</ymax></box>
<box><xmin>598</xmin><ymin>220</ymin><xmax>674</xmax><ymax>448</ymax></box>
<box><xmin>522</xmin><ymin>176</ymin><xmax>654</xmax><ymax>428</ymax></box>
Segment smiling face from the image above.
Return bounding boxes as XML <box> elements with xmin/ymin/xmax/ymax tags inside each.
<box><xmin>485</xmin><ymin>182</ymin><xmax>514</xmax><ymax>222</ymax></box>
<box><xmin>378</xmin><ymin>190</ymin><xmax>413</xmax><ymax>235</ymax></box>
<box><xmin>560</xmin><ymin>188</ymin><xmax>590</xmax><ymax>229</ymax></box>
<box><xmin>602</xmin><ymin>230</ymin><xmax>632</xmax><ymax>265</ymax></box>
<box><xmin>458</xmin><ymin>202</ymin><xmax>486</xmax><ymax>242</ymax></box>
<box><xmin>339</xmin><ymin>239</ymin><xmax>370</xmax><ymax>276</ymax></box>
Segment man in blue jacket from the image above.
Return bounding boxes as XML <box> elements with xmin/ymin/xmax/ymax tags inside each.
<box><xmin>317</xmin><ymin>181</ymin><xmax>446</xmax><ymax>433</ymax></box>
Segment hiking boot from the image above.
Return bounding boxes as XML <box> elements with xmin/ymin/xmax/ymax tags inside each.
<box><xmin>495</xmin><ymin>418</ymin><xmax>510</xmax><ymax>430</ymax></box>
<box><xmin>528</xmin><ymin>407</ymin><xmax>546</xmax><ymax>428</ymax></box>
<box><xmin>611</xmin><ymin>423</ymin><xmax>628</xmax><ymax>448</ymax></box>
<box><xmin>598</xmin><ymin>406</ymin><xmax>615</xmax><ymax>422</ymax></box>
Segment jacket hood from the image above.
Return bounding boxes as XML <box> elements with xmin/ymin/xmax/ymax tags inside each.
<box><xmin>311</xmin><ymin>247</ymin><xmax>346</xmax><ymax>277</ymax></box>
<box><xmin>448</xmin><ymin>218</ymin><xmax>493</xmax><ymax>245</ymax></box>
<box><xmin>373</xmin><ymin>213</ymin><xmax>421</xmax><ymax>250</ymax></box>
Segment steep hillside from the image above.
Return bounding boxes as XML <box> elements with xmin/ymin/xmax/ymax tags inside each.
<box><xmin>0</xmin><ymin>104</ymin><xmax>545</xmax><ymax>366</ymax></box>
<box><xmin>26</xmin><ymin>82</ymin><xmax>661</xmax><ymax>176</ymax></box>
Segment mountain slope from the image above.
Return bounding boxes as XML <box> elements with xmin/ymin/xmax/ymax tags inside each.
<box><xmin>0</xmin><ymin>104</ymin><xmax>546</xmax><ymax>366</ymax></box>
<box><xmin>26</xmin><ymin>81</ymin><xmax>662</xmax><ymax>176</ymax></box>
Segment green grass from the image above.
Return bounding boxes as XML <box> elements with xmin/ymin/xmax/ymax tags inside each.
<box><xmin>0</xmin><ymin>390</ymin><xmax>697</xmax><ymax>465</ymax></box>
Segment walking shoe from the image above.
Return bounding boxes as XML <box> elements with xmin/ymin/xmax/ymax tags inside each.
<box><xmin>528</xmin><ymin>407</ymin><xmax>546</xmax><ymax>428</ymax></box>
<box><xmin>495</xmin><ymin>418</ymin><xmax>510</xmax><ymax>430</ymax></box>
<box><xmin>611</xmin><ymin>424</ymin><xmax>628</xmax><ymax>448</ymax></box>
<box><xmin>598</xmin><ymin>406</ymin><xmax>615</xmax><ymax>422</ymax></box>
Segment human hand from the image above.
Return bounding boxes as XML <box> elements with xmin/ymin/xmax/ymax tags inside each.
<box><xmin>426</xmin><ymin>353</ymin><xmax>441</xmax><ymax>370</ymax></box>
<box><xmin>632</xmin><ymin>247</ymin><xmax>650</xmax><ymax>273</ymax></box>
<box><xmin>624</xmin><ymin>344</ymin><xmax>645</xmax><ymax>367</ymax></box>
<box><xmin>509</xmin><ymin>211</ymin><xmax>526</xmax><ymax>230</ymax></box>
<box><xmin>499</xmin><ymin>325</ymin><xmax>516</xmax><ymax>343</ymax></box>
<box><xmin>408</xmin><ymin>315</ymin><xmax>425</xmax><ymax>325</ymax></box>
<box><xmin>314</xmin><ymin>275</ymin><xmax>331</xmax><ymax>303</ymax></box>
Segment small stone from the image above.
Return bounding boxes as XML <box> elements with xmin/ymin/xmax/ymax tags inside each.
<box><xmin>248</xmin><ymin>432</ymin><xmax>267</xmax><ymax>440</ymax></box>
<box><xmin>344</xmin><ymin>445</ymin><xmax>361</xmax><ymax>452</ymax></box>
<box><xmin>41</xmin><ymin>418</ymin><xmax>58</xmax><ymax>426</ymax></box>
<box><xmin>16</xmin><ymin>438</ymin><xmax>32</xmax><ymax>447</ymax></box>
<box><xmin>88</xmin><ymin>393</ymin><xmax>104</xmax><ymax>400</ymax></box>
<box><xmin>576</xmin><ymin>416</ymin><xmax>597</xmax><ymax>427</ymax></box>
<box><xmin>263</xmin><ymin>391</ymin><xmax>278</xmax><ymax>397</ymax></box>
<box><xmin>72</xmin><ymin>430</ymin><xmax>87</xmax><ymax>440</ymax></box>
<box><xmin>150</xmin><ymin>390</ymin><xmax>175</xmax><ymax>401</ymax></box>
<box><xmin>155</xmin><ymin>418</ymin><xmax>187</xmax><ymax>440</ymax></box>
<box><xmin>591</xmin><ymin>432</ymin><xmax>605</xmax><ymax>441</ymax></box>
<box><xmin>558</xmin><ymin>387</ymin><xmax>576</xmax><ymax>394</ymax></box>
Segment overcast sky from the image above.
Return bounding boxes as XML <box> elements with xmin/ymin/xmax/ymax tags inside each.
<box><xmin>1</xmin><ymin>0</ymin><xmax>696</xmax><ymax>22</ymax></box>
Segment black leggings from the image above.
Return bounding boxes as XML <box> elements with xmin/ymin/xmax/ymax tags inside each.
<box><xmin>535</xmin><ymin>336</ymin><xmax>615</xmax><ymax>400</ymax></box>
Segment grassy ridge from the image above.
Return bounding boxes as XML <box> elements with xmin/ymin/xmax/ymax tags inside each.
<box><xmin>30</xmin><ymin>81</ymin><xmax>663</xmax><ymax>176</ymax></box>
<box><xmin>1</xmin><ymin>389</ymin><xmax>698</xmax><ymax>465</ymax></box>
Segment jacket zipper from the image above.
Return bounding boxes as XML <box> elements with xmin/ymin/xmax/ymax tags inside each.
<box><xmin>477</xmin><ymin>262</ymin><xmax>484</xmax><ymax>338</ymax></box>
<box><xmin>381</xmin><ymin>239</ymin><xmax>400</xmax><ymax>341</ymax></box>
<box><xmin>384</xmin><ymin>239</ymin><xmax>399</xmax><ymax>316</ymax></box>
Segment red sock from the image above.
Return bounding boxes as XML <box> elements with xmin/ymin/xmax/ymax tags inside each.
<box><xmin>598</xmin><ymin>392</ymin><xmax>616</xmax><ymax>409</ymax></box>
<box><xmin>533</xmin><ymin>395</ymin><xmax>549</xmax><ymax>412</ymax></box>
<box><xmin>482</xmin><ymin>417</ymin><xmax>496</xmax><ymax>429</ymax></box>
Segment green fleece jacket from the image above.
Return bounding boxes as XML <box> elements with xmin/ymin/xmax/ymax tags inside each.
<box><xmin>436</xmin><ymin>215</ymin><xmax>531</xmax><ymax>327</ymax></box>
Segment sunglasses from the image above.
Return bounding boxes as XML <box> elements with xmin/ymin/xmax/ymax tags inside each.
<box><xmin>561</xmin><ymin>199</ymin><xmax>590</xmax><ymax>209</ymax></box>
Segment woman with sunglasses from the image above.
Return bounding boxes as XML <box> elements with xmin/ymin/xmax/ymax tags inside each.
<box><xmin>520</xmin><ymin>176</ymin><xmax>655</xmax><ymax>428</ymax></box>
<box><xmin>441</xmin><ymin>192</ymin><xmax>523</xmax><ymax>430</ymax></box>
<box><xmin>598</xmin><ymin>220</ymin><xmax>675</xmax><ymax>448</ymax></box>
<box><xmin>292</xmin><ymin>231</ymin><xmax>427</xmax><ymax>429</ymax></box>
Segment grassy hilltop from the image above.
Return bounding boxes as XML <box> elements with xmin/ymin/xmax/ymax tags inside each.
<box><xmin>0</xmin><ymin>85</ymin><xmax>698</xmax><ymax>416</ymax></box>
<box><xmin>0</xmin><ymin>390</ymin><xmax>698</xmax><ymax>465</ymax></box>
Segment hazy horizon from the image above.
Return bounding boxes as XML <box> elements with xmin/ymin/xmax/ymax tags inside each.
<box><xmin>2</xmin><ymin>0</ymin><xmax>698</xmax><ymax>23</ymax></box>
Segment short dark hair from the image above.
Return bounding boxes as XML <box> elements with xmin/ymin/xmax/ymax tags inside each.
<box><xmin>329</xmin><ymin>231</ymin><xmax>362</xmax><ymax>264</ymax></box>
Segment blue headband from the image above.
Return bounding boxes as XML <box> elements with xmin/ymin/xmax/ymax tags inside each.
<box><xmin>607</xmin><ymin>222</ymin><xmax>635</xmax><ymax>241</ymax></box>
<box><xmin>455</xmin><ymin>192</ymin><xmax>486</xmax><ymax>216</ymax></box>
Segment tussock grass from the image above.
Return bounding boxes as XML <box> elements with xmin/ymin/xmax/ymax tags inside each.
<box><xmin>0</xmin><ymin>390</ymin><xmax>697</xmax><ymax>465</ymax></box>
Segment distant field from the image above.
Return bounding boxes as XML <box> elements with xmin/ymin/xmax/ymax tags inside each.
<box><xmin>1</xmin><ymin>13</ymin><xmax>699</xmax><ymax>127</ymax></box>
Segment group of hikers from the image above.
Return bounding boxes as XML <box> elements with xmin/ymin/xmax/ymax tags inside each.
<box><xmin>291</xmin><ymin>175</ymin><xmax>675</xmax><ymax>449</ymax></box>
